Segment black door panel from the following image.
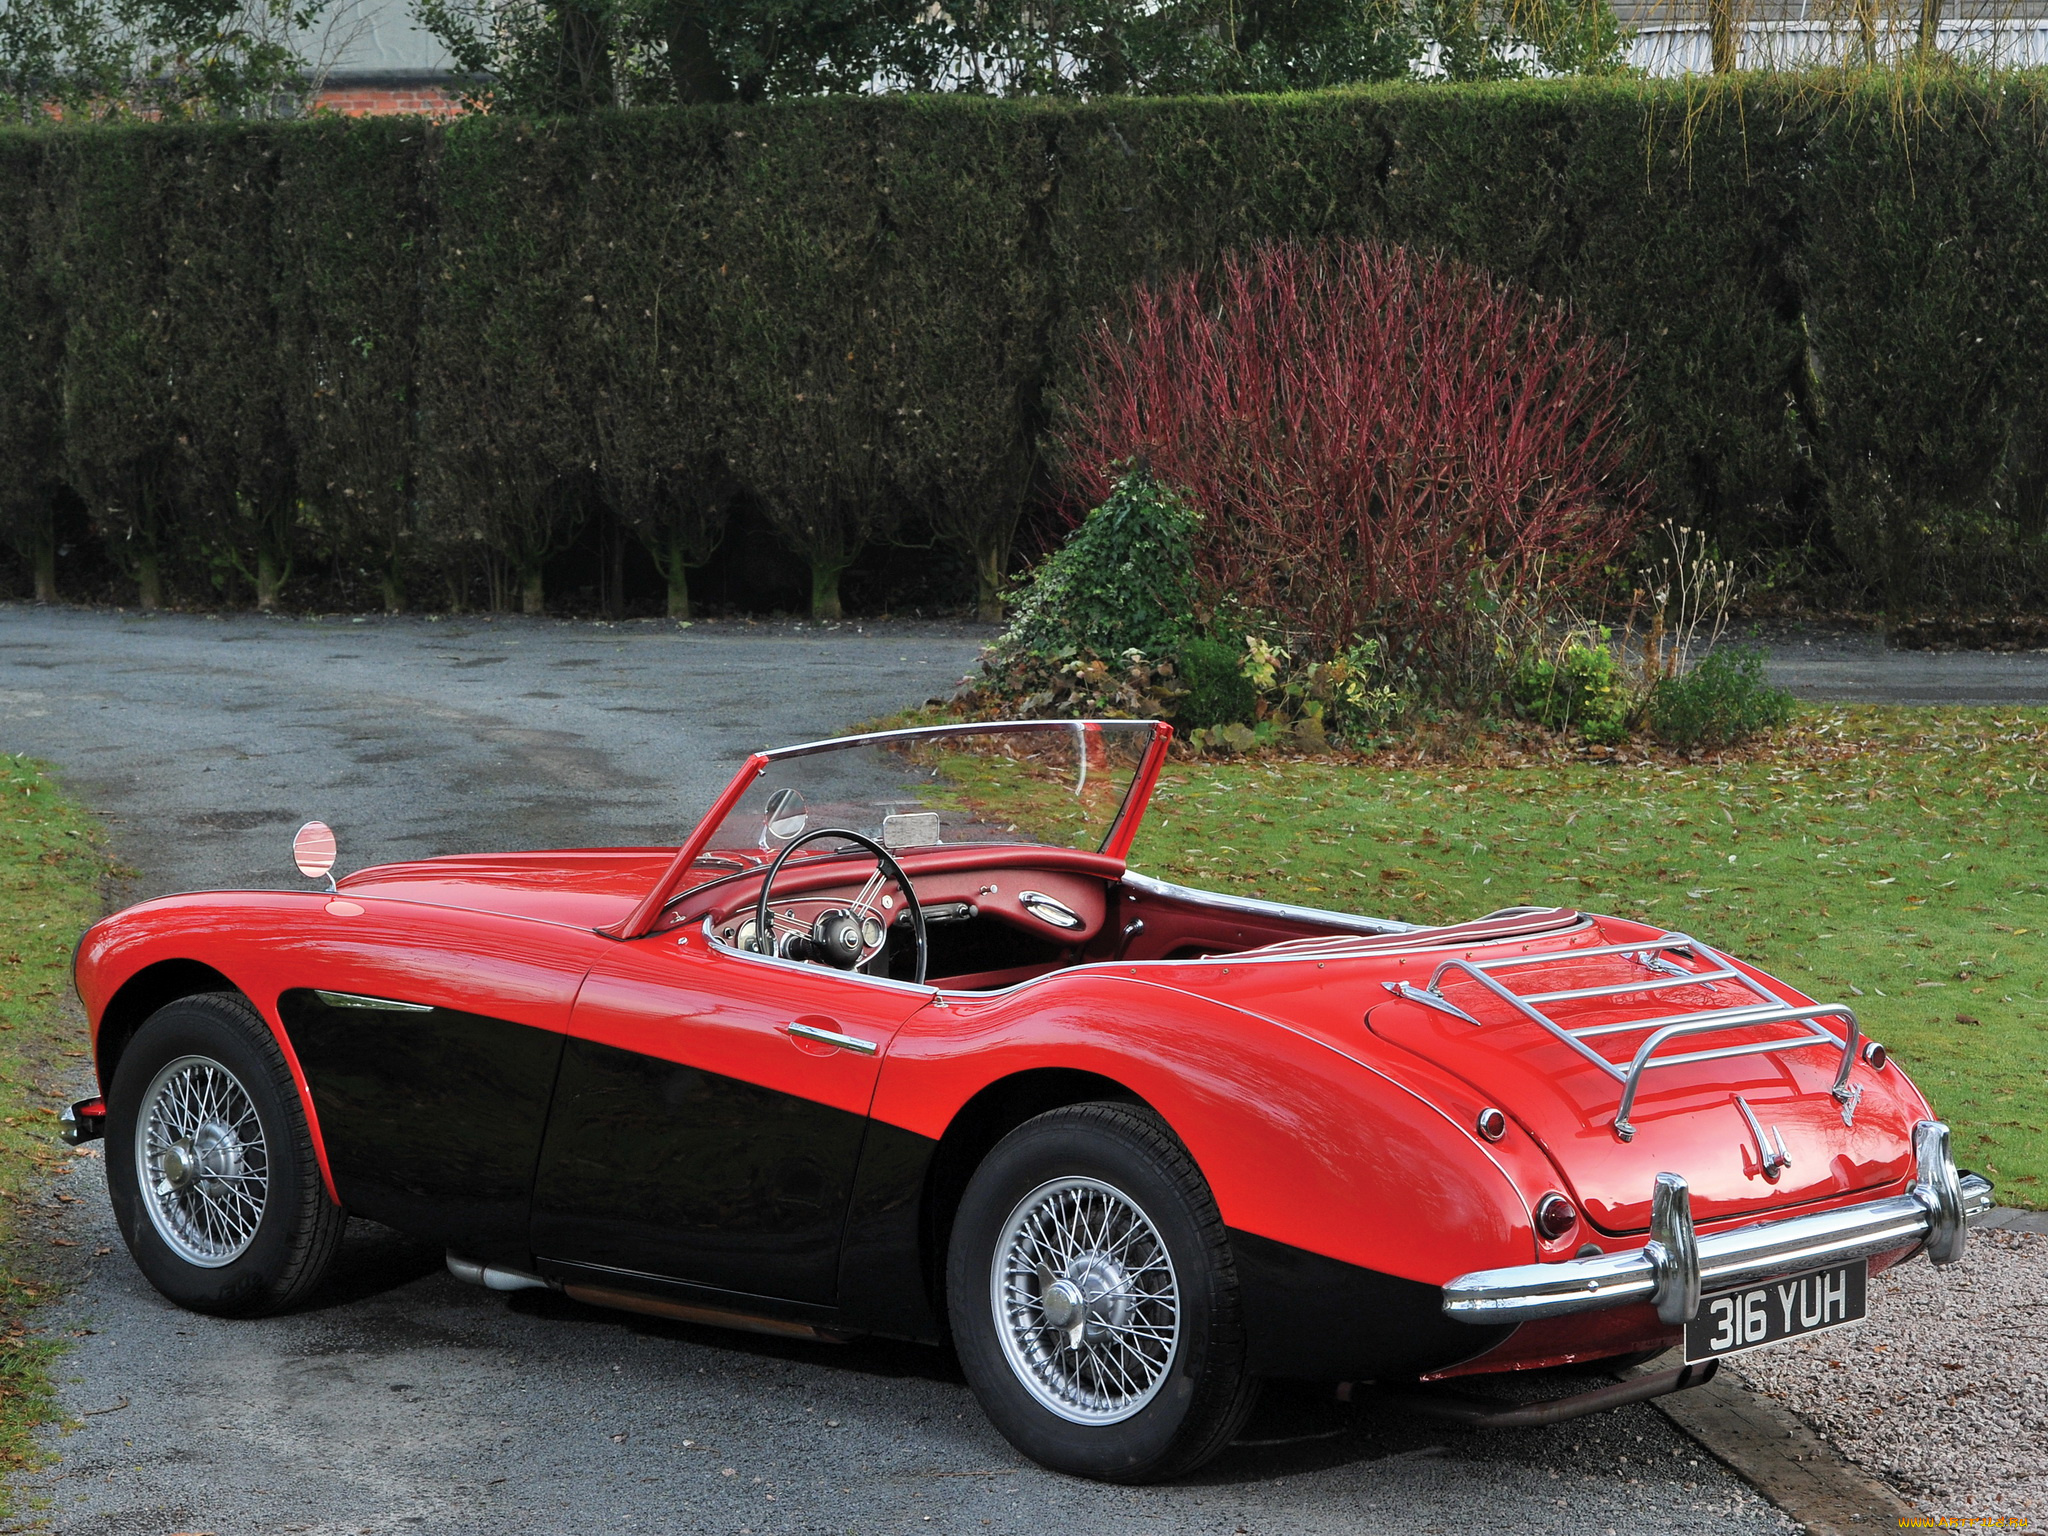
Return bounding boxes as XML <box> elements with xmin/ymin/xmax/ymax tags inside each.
<box><xmin>281</xmin><ymin>989</ymin><xmax>565</xmax><ymax>1266</ymax></box>
<box><xmin>530</xmin><ymin>1036</ymin><xmax>867</xmax><ymax>1305</ymax></box>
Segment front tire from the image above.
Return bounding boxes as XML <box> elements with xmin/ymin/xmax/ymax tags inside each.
<box><xmin>947</xmin><ymin>1103</ymin><xmax>1259</xmax><ymax>1482</ymax></box>
<box><xmin>106</xmin><ymin>993</ymin><xmax>344</xmax><ymax>1316</ymax></box>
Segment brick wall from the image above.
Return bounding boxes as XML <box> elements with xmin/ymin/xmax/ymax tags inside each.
<box><xmin>311</xmin><ymin>85</ymin><xmax>462</xmax><ymax>117</ymax></box>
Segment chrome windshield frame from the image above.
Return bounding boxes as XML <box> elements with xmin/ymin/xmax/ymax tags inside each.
<box><xmin>604</xmin><ymin>719</ymin><xmax>1172</xmax><ymax>940</ymax></box>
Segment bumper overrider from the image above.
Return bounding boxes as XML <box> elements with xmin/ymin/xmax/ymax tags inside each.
<box><xmin>1444</xmin><ymin>1120</ymin><xmax>1995</xmax><ymax>1327</ymax></box>
<box><xmin>60</xmin><ymin>1096</ymin><xmax>106</xmax><ymax>1146</ymax></box>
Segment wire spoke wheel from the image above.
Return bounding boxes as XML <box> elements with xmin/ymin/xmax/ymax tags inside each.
<box><xmin>991</xmin><ymin>1176</ymin><xmax>1181</xmax><ymax>1425</ymax></box>
<box><xmin>135</xmin><ymin>1054</ymin><xmax>268</xmax><ymax>1268</ymax></box>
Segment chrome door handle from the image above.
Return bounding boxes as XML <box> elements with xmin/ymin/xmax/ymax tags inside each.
<box><xmin>785</xmin><ymin>1022</ymin><xmax>878</xmax><ymax>1056</ymax></box>
<box><xmin>314</xmin><ymin>990</ymin><xmax>434</xmax><ymax>1013</ymax></box>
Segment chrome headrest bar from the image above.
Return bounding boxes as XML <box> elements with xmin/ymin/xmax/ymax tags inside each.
<box><xmin>1384</xmin><ymin>929</ymin><xmax>1860</xmax><ymax>1141</ymax></box>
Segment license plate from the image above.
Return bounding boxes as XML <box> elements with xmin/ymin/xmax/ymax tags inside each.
<box><xmin>1684</xmin><ymin>1260</ymin><xmax>1867</xmax><ymax>1364</ymax></box>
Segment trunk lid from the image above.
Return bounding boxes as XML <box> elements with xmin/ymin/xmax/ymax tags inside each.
<box><xmin>1365</xmin><ymin>933</ymin><xmax>1916</xmax><ymax>1233</ymax></box>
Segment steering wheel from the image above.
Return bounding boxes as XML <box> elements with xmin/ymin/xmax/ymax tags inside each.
<box><xmin>753</xmin><ymin>827</ymin><xmax>927</xmax><ymax>987</ymax></box>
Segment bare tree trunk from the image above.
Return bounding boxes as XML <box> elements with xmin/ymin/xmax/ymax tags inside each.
<box><xmin>256</xmin><ymin>549</ymin><xmax>284</xmax><ymax>613</ymax></box>
<box><xmin>380</xmin><ymin>563</ymin><xmax>404</xmax><ymax>615</ymax></box>
<box><xmin>135</xmin><ymin>551</ymin><xmax>162</xmax><ymax>611</ymax></box>
<box><xmin>31</xmin><ymin>531</ymin><xmax>55</xmax><ymax>604</ymax></box>
<box><xmin>1917</xmin><ymin>0</ymin><xmax>1943</xmax><ymax>56</ymax></box>
<box><xmin>663</xmin><ymin>3</ymin><xmax>733</xmax><ymax>102</ymax></box>
<box><xmin>973</xmin><ymin>535</ymin><xmax>1007</xmax><ymax>625</ymax></box>
<box><xmin>523</xmin><ymin>569</ymin><xmax>546</xmax><ymax>616</ymax></box>
<box><xmin>665</xmin><ymin>532</ymin><xmax>694</xmax><ymax>619</ymax></box>
<box><xmin>556</xmin><ymin>1</ymin><xmax>614</xmax><ymax>109</ymax></box>
<box><xmin>603</xmin><ymin>519</ymin><xmax>625</xmax><ymax>618</ymax></box>
<box><xmin>1709</xmin><ymin>0</ymin><xmax>1738</xmax><ymax>73</ymax></box>
<box><xmin>811</xmin><ymin>560</ymin><xmax>847</xmax><ymax>622</ymax></box>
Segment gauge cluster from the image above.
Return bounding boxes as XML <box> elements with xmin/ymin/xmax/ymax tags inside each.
<box><xmin>713</xmin><ymin>864</ymin><xmax>1107</xmax><ymax>987</ymax></box>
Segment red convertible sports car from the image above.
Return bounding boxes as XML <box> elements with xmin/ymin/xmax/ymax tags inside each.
<box><xmin>66</xmin><ymin>720</ymin><xmax>1992</xmax><ymax>1481</ymax></box>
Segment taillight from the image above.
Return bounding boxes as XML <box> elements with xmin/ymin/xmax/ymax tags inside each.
<box><xmin>1535</xmin><ymin>1193</ymin><xmax>1578</xmax><ymax>1241</ymax></box>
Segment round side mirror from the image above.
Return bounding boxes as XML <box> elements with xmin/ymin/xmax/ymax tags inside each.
<box><xmin>760</xmin><ymin>788</ymin><xmax>808</xmax><ymax>845</ymax></box>
<box><xmin>293</xmin><ymin>820</ymin><xmax>338</xmax><ymax>884</ymax></box>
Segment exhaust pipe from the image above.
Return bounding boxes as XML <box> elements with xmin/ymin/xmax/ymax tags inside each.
<box><xmin>445</xmin><ymin>1255</ymin><xmax>552</xmax><ymax>1293</ymax></box>
<box><xmin>1349</xmin><ymin>1358</ymin><xmax>1720</xmax><ymax>1429</ymax></box>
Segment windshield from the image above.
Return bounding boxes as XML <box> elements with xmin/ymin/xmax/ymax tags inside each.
<box><xmin>689</xmin><ymin>721</ymin><xmax>1161</xmax><ymax>883</ymax></box>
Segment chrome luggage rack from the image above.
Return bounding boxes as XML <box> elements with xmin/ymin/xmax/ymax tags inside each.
<box><xmin>1383</xmin><ymin>931</ymin><xmax>1861</xmax><ymax>1141</ymax></box>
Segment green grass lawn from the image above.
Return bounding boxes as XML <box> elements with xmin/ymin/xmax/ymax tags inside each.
<box><xmin>0</xmin><ymin>755</ymin><xmax>111</xmax><ymax>1504</ymax></box>
<box><xmin>928</xmin><ymin>706</ymin><xmax>2048</xmax><ymax>1207</ymax></box>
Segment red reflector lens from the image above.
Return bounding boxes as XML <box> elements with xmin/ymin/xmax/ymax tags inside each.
<box><xmin>1535</xmin><ymin>1193</ymin><xmax>1577</xmax><ymax>1240</ymax></box>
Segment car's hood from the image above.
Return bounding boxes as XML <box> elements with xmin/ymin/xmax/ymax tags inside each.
<box><xmin>339</xmin><ymin>849</ymin><xmax>678</xmax><ymax>928</ymax></box>
<box><xmin>1182</xmin><ymin>915</ymin><xmax>1923</xmax><ymax>1235</ymax></box>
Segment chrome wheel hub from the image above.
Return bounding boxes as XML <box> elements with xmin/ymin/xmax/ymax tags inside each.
<box><xmin>136</xmin><ymin>1055</ymin><xmax>268</xmax><ymax>1268</ymax></box>
<box><xmin>1040</xmin><ymin>1276</ymin><xmax>1086</xmax><ymax>1335</ymax></box>
<box><xmin>991</xmin><ymin>1177</ymin><xmax>1181</xmax><ymax>1425</ymax></box>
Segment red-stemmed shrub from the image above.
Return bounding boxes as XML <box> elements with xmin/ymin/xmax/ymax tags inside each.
<box><xmin>1058</xmin><ymin>240</ymin><xmax>1650</xmax><ymax>690</ymax></box>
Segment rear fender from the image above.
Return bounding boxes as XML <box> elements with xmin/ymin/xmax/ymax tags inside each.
<box><xmin>875</xmin><ymin>975</ymin><xmax>1542</xmax><ymax>1286</ymax></box>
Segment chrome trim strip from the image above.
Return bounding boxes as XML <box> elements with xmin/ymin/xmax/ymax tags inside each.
<box><xmin>762</xmin><ymin>718</ymin><xmax>1156</xmax><ymax>762</ymax></box>
<box><xmin>785</xmin><ymin>1022</ymin><xmax>879</xmax><ymax>1056</ymax></box>
<box><xmin>1119</xmin><ymin>871</ymin><xmax>1421</xmax><ymax>936</ymax></box>
<box><xmin>1442</xmin><ymin>1122</ymin><xmax>1993</xmax><ymax>1323</ymax></box>
<box><xmin>313</xmin><ymin>990</ymin><xmax>434</xmax><ymax>1013</ymax></box>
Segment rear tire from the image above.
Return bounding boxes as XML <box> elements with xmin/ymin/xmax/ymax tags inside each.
<box><xmin>947</xmin><ymin>1102</ymin><xmax>1259</xmax><ymax>1482</ymax></box>
<box><xmin>106</xmin><ymin>993</ymin><xmax>345</xmax><ymax>1317</ymax></box>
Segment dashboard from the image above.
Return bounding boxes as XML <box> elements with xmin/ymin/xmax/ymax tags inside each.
<box><xmin>690</xmin><ymin>861</ymin><xmax>1110</xmax><ymax>991</ymax></box>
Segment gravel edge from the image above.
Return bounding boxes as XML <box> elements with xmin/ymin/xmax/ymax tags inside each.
<box><xmin>1729</xmin><ymin>1227</ymin><xmax>2046</xmax><ymax>1519</ymax></box>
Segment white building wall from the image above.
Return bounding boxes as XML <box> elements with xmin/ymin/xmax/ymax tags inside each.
<box><xmin>1628</xmin><ymin>15</ymin><xmax>2048</xmax><ymax>71</ymax></box>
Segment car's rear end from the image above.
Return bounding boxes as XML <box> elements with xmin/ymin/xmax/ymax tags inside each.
<box><xmin>1355</xmin><ymin>911</ymin><xmax>1992</xmax><ymax>1378</ymax></box>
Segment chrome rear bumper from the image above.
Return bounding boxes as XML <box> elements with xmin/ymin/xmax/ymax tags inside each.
<box><xmin>1444</xmin><ymin>1120</ymin><xmax>1995</xmax><ymax>1325</ymax></box>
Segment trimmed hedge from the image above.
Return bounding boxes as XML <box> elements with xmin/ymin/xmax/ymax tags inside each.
<box><xmin>3</xmin><ymin>78</ymin><xmax>2048</xmax><ymax>616</ymax></box>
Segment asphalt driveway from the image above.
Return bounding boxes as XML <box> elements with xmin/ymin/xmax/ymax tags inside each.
<box><xmin>0</xmin><ymin>604</ymin><xmax>1844</xmax><ymax>1535</ymax></box>
<box><xmin>1759</xmin><ymin>625</ymin><xmax>2048</xmax><ymax>705</ymax></box>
